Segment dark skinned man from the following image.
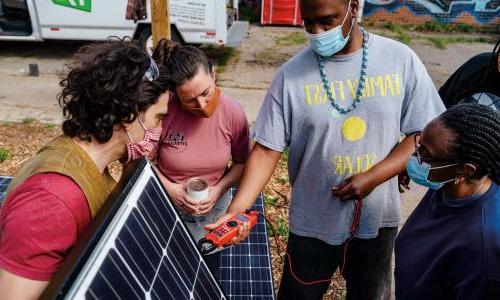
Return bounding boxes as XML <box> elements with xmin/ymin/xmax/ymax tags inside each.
<box><xmin>207</xmin><ymin>0</ymin><xmax>445</xmax><ymax>298</ymax></box>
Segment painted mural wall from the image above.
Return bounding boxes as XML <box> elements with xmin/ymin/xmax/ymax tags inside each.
<box><xmin>363</xmin><ymin>0</ymin><xmax>500</xmax><ymax>26</ymax></box>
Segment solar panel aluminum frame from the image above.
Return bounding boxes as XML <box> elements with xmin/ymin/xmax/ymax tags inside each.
<box><xmin>41</xmin><ymin>158</ymin><xmax>227</xmax><ymax>299</ymax></box>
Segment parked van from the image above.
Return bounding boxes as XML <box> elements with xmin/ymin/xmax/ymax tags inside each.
<box><xmin>0</xmin><ymin>0</ymin><xmax>248</xmax><ymax>47</ymax></box>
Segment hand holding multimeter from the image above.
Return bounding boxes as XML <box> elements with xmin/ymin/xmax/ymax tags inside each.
<box><xmin>198</xmin><ymin>211</ymin><xmax>259</xmax><ymax>254</ymax></box>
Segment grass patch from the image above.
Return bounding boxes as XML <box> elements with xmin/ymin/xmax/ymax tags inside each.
<box><xmin>396</xmin><ymin>33</ymin><xmax>412</xmax><ymax>45</ymax></box>
<box><xmin>426</xmin><ymin>36</ymin><xmax>494</xmax><ymax>49</ymax></box>
<box><xmin>22</xmin><ymin>117</ymin><xmax>35</xmax><ymax>124</ymax></box>
<box><xmin>0</xmin><ymin>148</ymin><xmax>10</xmax><ymax>163</ymax></box>
<box><xmin>384</xmin><ymin>22</ymin><xmax>404</xmax><ymax>34</ymax></box>
<box><xmin>384</xmin><ymin>22</ymin><xmax>412</xmax><ymax>44</ymax></box>
<box><xmin>426</xmin><ymin>37</ymin><xmax>446</xmax><ymax>49</ymax></box>
<box><xmin>203</xmin><ymin>46</ymin><xmax>237</xmax><ymax>73</ymax></box>
<box><xmin>276</xmin><ymin>217</ymin><xmax>290</xmax><ymax>240</ymax></box>
<box><xmin>282</xmin><ymin>148</ymin><xmax>290</xmax><ymax>161</ymax></box>
<box><xmin>276</xmin><ymin>32</ymin><xmax>308</xmax><ymax>46</ymax></box>
<box><xmin>44</xmin><ymin>123</ymin><xmax>56</xmax><ymax>130</ymax></box>
<box><xmin>264</xmin><ymin>194</ymin><xmax>279</xmax><ymax>207</ymax></box>
<box><xmin>277</xmin><ymin>147</ymin><xmax>290</xmax><ymax>169</ymax></box>
<box><xmin>415</xmin><ymin>20</ymin><xmax>474</xmax><ymax>33</ymax></box>
<box><xmin>277</xmin><ymin>175</ymin><xmax>289</xmax><ymax>185</ymax></box>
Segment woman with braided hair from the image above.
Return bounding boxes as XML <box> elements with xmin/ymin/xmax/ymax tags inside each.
<box><xmin>395</xmin><ymin>103</ymin><xmax>500</xmax><ymax>299</ymax></box>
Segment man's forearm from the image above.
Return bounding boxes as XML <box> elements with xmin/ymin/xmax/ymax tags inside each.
<box><xmin>226</xmin><ymin>143</ymin><xmax>282</xmax><ymax>214</ymax></box>
<box><xmin>367</xmin><ymin>134</ymin><xmax>416</xmax><ymax>185</ymax></box>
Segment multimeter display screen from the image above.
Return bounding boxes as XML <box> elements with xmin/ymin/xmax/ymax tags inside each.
<box><xmin>236</xmin><ymin>214</ymin><xmax>249</xmax><ymax>222</ymax></box>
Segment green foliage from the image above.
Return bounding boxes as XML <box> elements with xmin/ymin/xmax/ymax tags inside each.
<box><xmin>396</xmin><ymin>32</ymin><xmax>412</xmax><ymax>45</ymax></box>
<box><xmin>44</xmin><ymin>123</ymin><xmax>56</xmax><ymax>130</ymax></box>
<box><xmin>264</xmin><ymin>194</ymin><xmax>279</xmax><ymax>207</ymax></box>
<box><xmin>282</xmin><ymin>147</ymin><xmax>290</xmax><ymax>161</ymax></box>
<box><xmin>415</xmin><ymin>20</ymin><xmax>447</xmax><ymax>32</ymax></box>
<box><xmin>0</xmin><ymin>147</ymin><xmax>10</xmax><ymax>163</ymax></box>
<box><xmin>426</xmin><ymin>37</ymin><xmax>446</xmax><ymax>49</ymax></box>
<box><xmin>383</xmin><ymin>22</ymin><xmax>412</xmax><ymax>44</ymax></box>
<box><xmin>415</xmin><ymin>20</ymin><xmax>474</xmax><ymax>33</ymax></box>
<box><xmin>203</xmin><ymin>46</ymin><xmax>237</xmax><ymax>73</ymax></box>
<box><xmin>277</xmin><ymin>175</ymin><xmax>289</xmax><ymax>185</ymax></box>
<box><xmin>278</xmin><ymin>147</ymin><xmax>290</xmax><ymax>168</ymax></box>
<box><xmin>276</xmin><ymin>217</ymin><xmax>289</xmax><ymax>240</ymax></box>
<box><xmin>238</xmin><ymin>6</ymin><xmax>260</xmax><ymax>23</ymax></box>
<box><xmin>384</xmin><ymin>22</ymin><xmax>404</xmax><ymax>34</ymax></box>
<box><xmin>22</xmin><ymin>117</ymin><xmax>35</xmax><ymax>124</ymax></box>
<box><xmin>455</xmin><ymin>23</ymin><xmax>474</xmax><ymax>33</ymax></box>
<box><xmin>426</xmin><ymin>36</ymin><xmax>494</xmax><ymax>49</ymax></box>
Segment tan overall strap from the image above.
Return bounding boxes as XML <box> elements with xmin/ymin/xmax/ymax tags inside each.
<box><xmin>6</xmin><ymin>136</ymin><xmax>116</xmax><ymax>217</ymax></box>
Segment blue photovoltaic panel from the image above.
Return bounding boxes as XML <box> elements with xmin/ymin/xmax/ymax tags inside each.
<box><xmin>218</xmin><ymin>189</ymin><xmax>275</xmax><ymax>299</ymax></box>
<box><xmin>0</xmin><ymin>176</ymin><xmax>12</xmax><ymax>205</ymax></box>
<box><xmin>42</xmin><ymin>160</ymin><xmax>226</xmax><ymax>299</ymax></box>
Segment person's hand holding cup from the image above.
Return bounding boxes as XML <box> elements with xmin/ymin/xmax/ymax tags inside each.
<box><xmin>185</xmin><ymin>177</ymin><xmax>209</xmax><ymax>215</ymax></box>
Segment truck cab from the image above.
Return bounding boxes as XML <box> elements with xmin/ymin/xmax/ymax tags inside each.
<box><xmin>0</xmin><ymin>0</ymin><xmax>248</xmax><ymax>47</ymax></box>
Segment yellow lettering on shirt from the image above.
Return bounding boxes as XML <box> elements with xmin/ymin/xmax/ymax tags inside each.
<box><xmin>332</xmin><ymin>153</ymin><xmax>377</xmax><ymax>176</ymax></box>
<box><xmin>303</xmin><ymin>73</ymin><xmax>402</xmax><ymax>106</ymax></box>
<box><xmin>385</xmin><ymin>74</ymin><xmax>395</xmax><ymax>96</ymax></box>
<box><xmin>370</xmin><ymin>75</ymin><xmax>386</xmax><ymax>97</ymax></box>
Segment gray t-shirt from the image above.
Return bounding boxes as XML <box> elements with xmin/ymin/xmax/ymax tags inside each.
<box><xmin>253</xmin><ymin>33</ymin><xmax>445</xmax><ymax>245</ymax></box>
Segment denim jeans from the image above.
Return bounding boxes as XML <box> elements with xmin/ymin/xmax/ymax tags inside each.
<box><xmin>179</xmin><ymin>189</ymin><xmax>232</xmax><ymax>278</ymax></box>
<box><xmin>179</xmin><ymin>189</ymin><xmax>232</xmax><ymax>242</ymax></box>
<box><xmin>278</xmin><ymin>227</ymin><xmax>398</xmax><ymax>300</ymax></box>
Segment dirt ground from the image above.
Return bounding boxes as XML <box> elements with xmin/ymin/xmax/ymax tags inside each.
<box><xmin>0</xmin><ymin>24</ymin><xmax>497</xmax><ymax>299</ymax></box>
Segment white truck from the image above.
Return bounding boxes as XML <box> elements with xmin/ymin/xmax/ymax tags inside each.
<box><xmin>0</xmin><ymin>0</ymin><xmax>248</xmax><ymax>48</ymax></box>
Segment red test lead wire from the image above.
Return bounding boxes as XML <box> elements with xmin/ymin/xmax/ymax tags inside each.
<box><xmin>258</xmin><ymin>197</ymin><xmax>363</xmax><ymax>286</ymax></box>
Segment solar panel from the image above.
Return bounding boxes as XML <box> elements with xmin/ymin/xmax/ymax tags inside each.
<box><xmin>42</xmin><ymin>159</ymin><xmax>227</xmax><ymax>299</ymax></box>
<box><xmin>217</xmin><ymin>189</ymin><xmax>275</xmax><ymax>299</ymax></box>
<box><xmin>0</xmin><ymin>176</ymin><xmax>12</xmax><ymax>205</ymax></box>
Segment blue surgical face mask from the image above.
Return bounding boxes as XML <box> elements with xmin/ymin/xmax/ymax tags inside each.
<box><xmin>406</xmin><ymin>155</ymin><xmax>458</xmax><ymax>190</ymax></box>
<box><xmin>306</xmin><ymin>1</ymin><xmax>353</xmax><ymax>57</ymax></box>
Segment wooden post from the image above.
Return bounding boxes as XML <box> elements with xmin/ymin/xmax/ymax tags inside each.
<box><xmin>151</xmin><ymin>0</ymin><xmax>171</xmax><ymax>47</ymax></box>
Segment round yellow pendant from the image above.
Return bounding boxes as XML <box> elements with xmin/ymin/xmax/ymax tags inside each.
<box><xmin>342</xmin><ymin>116</ymin><xmax>367</xmax><ymax>141</ymax></box>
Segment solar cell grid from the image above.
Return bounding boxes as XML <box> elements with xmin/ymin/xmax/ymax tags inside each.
<box><xmin>0</xmin><ymin>176</ymin><xmax>12</xmax><ymax>204</ymax></box>
<box><xmin>1</xmin><ymin>162</ymin><xmax>275</xmax><ymax>299</ymax></box>
<box><xmin>43</xmin><ymin>160</ymin><xmax>226</xmax><ymax>300</ymax></box>
<box><xmin>217</xmin><ymin>189</ymin><xmax>275</xmax><ymax>299</ymax></box>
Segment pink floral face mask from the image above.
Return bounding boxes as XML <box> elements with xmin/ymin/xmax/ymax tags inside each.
<box><xmin>125</xmin><ymin>118</ymin><xmax>162</xmax><ymax>164</ymax></box>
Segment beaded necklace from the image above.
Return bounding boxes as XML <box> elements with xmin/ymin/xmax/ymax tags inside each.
<box><xmin>316</xmin><ymin>28</ymin><xmax>369</xmax><ymax>115</ymax></box>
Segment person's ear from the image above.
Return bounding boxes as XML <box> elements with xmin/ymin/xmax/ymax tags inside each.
<box><xmin>350</xmin><ymin>0</ymin><xmax>359</xmax><ymax>19</ymax></box>
<box><xmin>211</xmin><ymin>68</ymin><xmax>216</xmax><ymax>83</ymax></box>
<box><xmin>455</xmin><ymin>163</ymin><xmax>477</xmax><ymax>181</ymax></box>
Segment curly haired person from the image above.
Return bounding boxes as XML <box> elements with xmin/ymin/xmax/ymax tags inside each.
<box><xmin>0</xmin><ymin>41</ymin><xmax>171</xmax><ymax>299</ymax></box>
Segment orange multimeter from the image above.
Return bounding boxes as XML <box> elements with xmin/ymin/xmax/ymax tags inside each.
<box><xmin>198</xmin><ymin>211</ymin><xmax>259</xmax><ymax>255</ymax></box>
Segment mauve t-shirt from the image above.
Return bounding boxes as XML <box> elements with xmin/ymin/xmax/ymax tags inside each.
<box><xmin>156</xmin><ymin>92</ymin><xmax>250</xmax><ymax>186</ymax></box>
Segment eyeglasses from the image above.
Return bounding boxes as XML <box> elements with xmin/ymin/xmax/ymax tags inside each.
<box><xmin>413</xmin><ymin>132</ymin><xmax>457</xmax><ymax>166</ymax></box>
